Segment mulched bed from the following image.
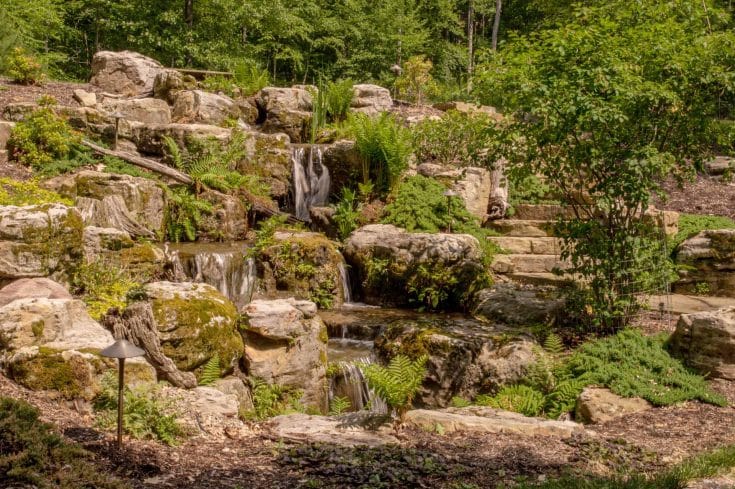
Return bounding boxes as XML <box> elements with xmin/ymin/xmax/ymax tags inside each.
<box><xmin>0</xmin><ymin>76</ymin><xmax>102</xmax><ymax>109</ymax></box>
<box><xmin>658</xmin><ymin>174</ymin><xmax>735</xmax><ymax>219</ymax></box>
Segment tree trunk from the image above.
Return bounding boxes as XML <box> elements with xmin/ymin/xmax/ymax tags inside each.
<box><xmin>184</xmin><ymin>0</ymin><xmax>194</xmax><ymax>28</ymax></box>
<box><xmin>491</xmin><ymin>0</ymin><xmax>502</xmax><ymax>51</ymax></box>
<box><xmin>467</xmin><ymin>0</ymin><xmax>475</xmax><ymax>93</ymax></box>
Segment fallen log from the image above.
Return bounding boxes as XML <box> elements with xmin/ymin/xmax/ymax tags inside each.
<box><xmin>81</xmin><ymin>139</ymin><xmax>194</xmax><ymax>185</ymax></box>
<box><xmin>251</xmin><ymin>202</ymin><xmax>304</xmax><ymax>225</ymax></box>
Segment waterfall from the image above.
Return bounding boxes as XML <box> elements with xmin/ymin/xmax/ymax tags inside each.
<box><xmin>338</xmin><ymin>261</ymin><xmax>353</xmax><ymax>304</ymax></box>
<box><xmin>167</xmin><ymin>243</ymin><xmax>257</xmax><ymax>310</ymax></box>
<box><xmin>329</xmin><ymin>357</ymin><xmax>388</xmax><ymax>414</ymax></box>
<box><xmin>292</xmin><ymin>145</ymin><xmax>330</xmax><ymax>221</ymax></box>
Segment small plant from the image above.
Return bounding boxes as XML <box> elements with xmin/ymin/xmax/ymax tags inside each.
<box><xmin>243</xmin><ymin>379</ymin><xmax>305</xmax><ymax>420</ymax></box>
<box><xmin>542</xmin><ymin>333</ymin><xmax>564</xmax><ymax>354</ymax></box>
<box><xmin>361</xmin><ymin>354</ymin><xmax>427</xmax><ymax>421</ymax></box>
<box><xmin>164</xmin><ymin>186</ymin><xmax>213</xmax><ymax>242</ymax></box>
<box><xmin>328</xmin><ymin>396</ymin><xmax>351</xmax><ymax>415</ymax></box>
<box><xmin>394</xmin><ymin>55</ymin><xmax>438</xmax><ymax>104</ymax></box>
<box><xmin>450</xmin><ymin>396</ymin><xmax>471</xmax><ymax>408</ymax></box>
<box><xmin>5</xmin><ymin>47</ymin><xmax>45</xmax><ymax>85</ymax></box>
<box><xmin>693</xmin><ymin>282</ymin><xmax>711</xmax><ymax>296</ymax></box>
<box><xmin>333</xmin><ymin>187</ymin><xmax>360</xmax><ymax>240</ymax></box>
<box><xmin>103</xmin><ymin>156</ymin><xmax>156</xmax><ymax>179</ymax></box>
<box><xmin>94</xmin><ymin>373</ymin><xmax>185</xmax><ymax>446</ymax></box>
<box><xmin>0</xmin><ymin>178</ymin><xmax>72</xmax><ymax>206</ymax></box>
<box><xmin>325</xmin><ymin>79</ymin><xmax>354</xmax><ymax>122</ymax></box>
<box><xmin>671</xmin><ymin>213</ymin><xmax>735</xmax><ymax>252</ymax></box>
<box><xmin>71</xmin><ymin>260</ymin><xmax>140</xmax><ymax>320</ymax></box>
<box><xmin>198</xmin><ymin>354</ymin><xmax>221</xmax><ymax>386</ymax></box>
<box><xmin>309</xmin><ymin>84</ymin><xmax>329</xmax><ymax>143</ymax></box>
<box><xmin>480</xmin><ymin>385</ymin><xmax>544</xmax><ymax>417</ymax></box>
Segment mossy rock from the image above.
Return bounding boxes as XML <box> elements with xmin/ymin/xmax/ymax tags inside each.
<box><xmin>8</xmin><ymin>348</ymin><xmax>102</xmax><ymax>400</ymax></box>
<box><xmin>144</xmin><ymin>282</ymin><xmax>244</xmax><ymax>377</ymax></box>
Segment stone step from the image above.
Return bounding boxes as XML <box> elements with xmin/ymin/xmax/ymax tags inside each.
<box><xmin>506</xmin><ymin>272</ymin><xmax>576</xmax><ymax>287</ymax></box>
<box><xmin>511</xmin><ymin>204</ymin><xmax>578</xmax><ymax>221</ymax></box>
<box><xmin>492</xmin><ymin>254</ymin><xmax>570</xmax><ymax>274</ymax></box>
<box><xmin>485</xmin><ymin>219</ymin><xmax>557</xmax><ymax>237</ymax></box>
<box><xmin>488</xmin><ymin>236</ymin><xmax>563</xmax><ymax>255</ymax></box>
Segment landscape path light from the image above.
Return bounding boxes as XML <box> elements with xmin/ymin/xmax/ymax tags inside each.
<box><xmin>443</xmin><ymin>189</ymin><xmax>459</xmax><ymax>233</ymax></box>
<box><xmin>110</xmin><ymin>111</ymin><xmax>126</xmax><ymax>151</ymax></box>
<box><xmin>100</xmin><ymin>338</ymin><xmax>145</xmax><ymax>450</ymax></box>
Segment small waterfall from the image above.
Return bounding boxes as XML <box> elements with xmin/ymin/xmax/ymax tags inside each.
<box><xmin>338</xmin><ymin>261</ymin><xmax>353</xmax><ymax>304</ymax></box>
<box><xmin>167</xmin><ymin>243</ymin><xmax>257</xmax><ymax>310</ymax></box>
<box><xmin>329</xmin><ymin>357</ymin><xmax>388</xmax><ymax>414</ymax></box>
<box><xmin>292</xmin><ymin>145</ymin><xmax>330</xmax><ymax>221</ymax></box>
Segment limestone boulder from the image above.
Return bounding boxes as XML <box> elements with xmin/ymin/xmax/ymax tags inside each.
<box><xmin>90</xmin><ymin>51</ymin><xmax>165</xmax><ymax>96</ymax></box>
<box><xmin>351</xmin><ymin>84</ymin><xmax>392</xmax><ymax>115</ymax></box>
<box><xmin>374</xmin><ymin>317</ymin><xmax>537</xmax><ymax>407</ymax></box>
<box><xmin>143</xmin><ymin>282</ymin><xmax>244</xmax><ymax>376</ymax></box>
<box><xmin>344</xmin><ymin>224</ymin><xmax>488</xmax><ymax>309</ymax></box>
<box><xmin>131</xmin><ymin>122</ymin><xmax>232</xmax><ymax>156</ymax></box>
<box><xmin>704</xmin><ymin>156</ymin><xmax>735</xmax><ymax>176</ymax></box>
<box><xmin>675</xmin><ymin>229</ymin><xmax>735</xmax><ymax>297</ymax></box>
<box><xmin>417</xmin><ymin>165</ymin><xmax>492</xmax><ymax>219</ymax></box>
<box><xmin>0</xmin><ymin>278</ymin><xmax>71</xmax><ymax>307</ymax></box>
<box><xmin>268</xmin><ymin>413</ymin><xmax>397</xmax><ymax>447</ymax></box>
<box><xmin>0</xmin><ymin>121</ymin><xmax>15</xmax><ymax>150</ymax></box>
<box><xmin>172</xmin><ymin>90</ymin><xmax>240</xmax><ymax>125</ymax></box>
<box><xmin>82</xmin><ymin>226</ymin><xmax>134</xmax><ymax>261</ymax></box>
<box><xmin>574</xmin><ymin>387</ymin><xmax>651</xmax><ymax>424</ymax></box>
<box><xmin>197</xmin><ymin>189</ymin><xmax>248</xmax><ymax>242</ymax></box>
<box><xmin>233</xmin><ymin>130</ymin><xmax>291</xmax><ymax>199</ymax></box>
<box><xmin>321</xmin><ymin>140</ymin><xmax>363</xmax><ymax>196</ymax></box>
<box><xmin>241</xmin><ymin>298</ymin><xmax>328</xmax><ymax>412</ymax></box>
<box><xmin>157</xmin><ymin>384</ymin><xmax>247</xmax><ymax>438</ymax></box>
<box><xmin>0</xmin><ymin>204</ymin><xmax>84</xmax><ymax>280</ymax></box>
<box><xmin>98</xmin><ymin>97</ymin><xmax>171</xmax><ymax>125</ymax></box>
<box><xmin>73</xmin><ymin>89</ymin><xmax>97</xmax><ymax>107</ymax></box>
<box><xmin>43</xmin><ymin>170</ymin><xmax>165</xmax><ymax>238</ymax></box>
<box><xmin>473</xmin><ymin>284</ymin><xmax>565</xmax><ymax>326</ymax></box>
<box><xmin>257</xmin><ymin>86</ymin><xmax>313</xmax><ymax>143</ymax></box>
<box><xmin>153</xmin><ymin>69</ymin><xmax>197</xmax><ymax>104</ymax></box>
<box><xmin>669</xmin><ymin>307</ymin><xmax>735</xmax><ymax>379</ymax></box>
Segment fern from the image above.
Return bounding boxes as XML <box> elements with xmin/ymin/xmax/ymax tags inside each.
<box><xmin>328</xmin><ymin>396</ymin><xmax>351</xmax><ymax>416</ymax></box>
<box><xmin>361</xmin><ymin>354</ymin><xmax>427</xmax><ymax>420</ymax></box>
<box><xmin>543</xmin><ymin>379</ymin><xmax>585</xmax><ymax>419</ymax></box>
<box><xmin>485</xmin><ymin>385</ymin><xmax>545</xmax><ymax>417</ymax></box>
<box><xmin>244</xmin><ymin>379</ymin><xmax>304</xmax><ymax>420</ymax></box>
<box><xmin>543</xmin><ymin>333</ymin><xmax>564</xmax><ymax>354</ymax></box>
<box><xmin>164</xmin><ymin>187</ymin><xmax>213</xmax><ymax>242</ymax></box>
<box><xmin>325</xmin><ymin>79</ymin><xmax>354</xmax><ymax>122</ymax></box>
<box><xmin>198</xmin><ymin>354</ymin><xmax>221</xmax><ymax>386</ymax></box>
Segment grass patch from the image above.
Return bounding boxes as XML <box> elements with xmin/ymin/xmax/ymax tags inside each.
<box><xmin>0</xmin><ymin>178</ymin><xmax>72</xmax><ymax>206</ymax></box>
<box><xmin>672</xmin><ymin>213</ymin><xmax>735</xmax><ymax>251</ymax></box>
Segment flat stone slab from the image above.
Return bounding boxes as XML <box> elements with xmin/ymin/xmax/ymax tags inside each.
<box><xmin>648</xmin><ymin>294</ymin><xmax>735</xmax><ymax>315</ymax></box>
<box><xmin>488</xmin><ymin>236</ymin><xmax>563</xmax><ymax>255</ymax></box>
<box><xmin>492</xmin><ymin>254</ymin><xmax>569</xmax><ymax>274</ymax></box>
<box><xmin>267</xmin><ymin>413</ymin><xmax>398</xmax><ymax>446</ymax></box>
<box><xmin>405</xmin><ymin>407</ymin><xmax>585</xmax><ymax>438</ymax></box>
<box><xmin>485</xmin><ymin>219</ymin><xmax>556</xmax><ymax>237</ymax></box>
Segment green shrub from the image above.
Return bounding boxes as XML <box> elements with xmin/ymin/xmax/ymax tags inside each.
<box><xmin>333</xmin><ymin>187</ymin><xmax>360</xmax><ymax>240</ymax></box>
<box><xmin>394</xmin><ymin>55</ymin><xmax>438</xmax><ymax>105</ymax></box>
<box><xmin>94</xmin><ymin>373</ymin><xmax>185</xmax><ymax>446</ymax></box>
<box><xmin>242</xmin><ymin>379</ymin><xmax>305</xmax><ymax>420</ymax></box>
<box><xmin>412</xmin><ymin>110</ymin><xmax>501</xmax><ymax>168</ymax></box>
<box><xmin>102</xmin><ymin>156</ymin><xmax>156</xmax><ymax>179</ymax></box>
<box><xmin>164</xmin><ymin>186</ymin><xmax>213</xmax><ymax>242</ymax></box>
<box><xmin>7</xmin><ymin>100</ymin><xmax>83</xmax><ymax>171</ymax></box>
<box><xmin>672</xmin><ymin>213</ymin><xmax>735</xmax><ymax>252</ymax></box>
<box><xmin>345</xmin><ymin>112</ymin><xmax>412</xmax><ymax>196</ymax></box>
<box><xmin>480</xmin><ymin>385</ymin><xmax>545</xmax><ymax>417</ymax></box>
<box><xmin>0</xmin><ymin>396</ymin><xmax>128</xmax><ymax>488</ymax></box>
<box><xmin>508</xmin><ymin>174</ymin><xmax>557</xmax><ymax>206</ymax></box>
<box><xmin>325</xmin><ymin>79</ymin><xmax>354</xmax><ymax>122</ymax></box>
<box><xmin>71</xmin><ymin>259</ymin><xmax>140</xmax><ymax>320</ymax></box>
<box><xmin>361</xmin><ymin>354</ymin><xmax>427</xmax><ymax>421</ymax></box>
<box><xmin>5</xmin><ymin>47</ymin><xmax>45</xmax><ymax>85</ymax></box>
<box><xmin>0</xmin><ymin>178</ymin><xmax>72</xmax><ymax>206</ymax></box>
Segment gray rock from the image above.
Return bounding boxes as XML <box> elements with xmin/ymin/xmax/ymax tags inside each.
<box><xmin>73</xmin><ymin>89</ymin><xmax>97</xmax><ymax>107</ymax></box>
<box><xmin>669</xmin><ymin>306</ymin><xmax>735</xmax><ymax>379</ymax></box>
<box><xmin>157</xmin><ymin>384</ymin><xmax>248</xmax><ymax>438</ymax></box>
<box><xmin>257</xmin><ymin>86</ymin><xmax>313</xmax><ymax>142</ymax></box>
<box><xmin>172</xmin><ymin>90</ymin><xmax>240</xmax><ymax>125</ymax></box>
<box><xmin>0</xmin><ymin>278</ymin><xmax>71</xmax><ymax>307</ymax></box>
<box><xmin>131</xmin><ymin>122</ymin><xmax>232</xmax><ymax>155</ymax></box>
<box><xmin>0</xmin><ymin>121</ymin><xmax>13</xmax><ymax>151</ymax></box>
<box><xmin>675</xmin><ymin>229</ymin><xmax>735</xmax><ymax>297</ymax></box>
<box><xmin>351</xmin><ymin>84</ymin><xmax>392</xmax><ymax>115</ymax></box>
<box><xmin>473</xmin><ymin>284</ymin><xmax>564</xmax><ymax>326</ymax></box>
<box><xmin>90</xmin><ymin>51</ymin><xmax>165</xmax><ymax>96</ymax></box>
<box><xmin>704</xmin><ymin>156</ymin><xmax>735</xmax><ymax>176</ymax></box>
<box><xmin>98</xmin><ymin>97</ymin><xmax>171</xmax><ymax>124</ymax></box>
<box><xmin>267</xmin><ymin>413</ymin><xmax>397</xmax><ymax>446</ymax></box>
<box><xmin>574</xmin><ymin>387</ymin><xmax>651</xmax><ymax>424</ymax></box>
<box><xmin>153</xmin><ymin>69</ymin><xmax>197</xmax><ymax>103</ymax></box>
<box><xmin>241</xmin><ymin>298</ymin><xmax>328</xmax><ymax>412</ymax></box>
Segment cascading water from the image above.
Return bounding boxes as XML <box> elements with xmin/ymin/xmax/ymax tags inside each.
<box><xmin>329</xmin><ymin>355</ymin><xmax>388</xmax><ymax>414</ymax></box>
<box><xmin>292</xmin><ymin>145</ymin><xmax>330</xmax><ymax>221</ymax></box>
<box><xmin>167</xmin><ymin>243</ymin><xmax>257</xmax><ymax>310</ymax></box>
<box><xmin>338</xmin><ymin>261</ymin><xmax>353</xmax><ymax>304</ymax></box>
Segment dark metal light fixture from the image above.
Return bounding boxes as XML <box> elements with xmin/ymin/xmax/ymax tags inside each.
<box><xmin>100</xmin><ymin>339</ymin><xmax>145</xmax><ymax>450</ymax></box>
<box><xmin>443</xmin><ymin>189</ymin><xmax>459</xmax><ymax>233</ymax></box>
<box><xmin>110</xmin><ymin>111</ymin><xmax>126</xmax><ymax>151</ymax></box>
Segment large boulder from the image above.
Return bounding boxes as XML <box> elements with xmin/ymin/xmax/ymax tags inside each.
<box><xmin>172</xmin><ymin>90</ymin><xmax>240</xmax><ymax>125</ymax></box>
<box><xmin>197</xmin><ymin>189</ymin><xmax>249</xmax><ymax>242</ymax></box>
<box><xmin>374</xmin><ymin>315</ymin><xmax>537</xmax><ymax>407</ymax></box>
<box><xmin>153</xmin><ymin>69</ymin><xmax>197</xmax><ymax>104</ymax></box>
<box><xmin>321</xmin><ymin>140</ymin><xmax>363</xmax><ymax>196</ymax></box>
<box><xmin>241</xmin><ymin>298</ymin><xmax>328</xmax><ymax>412</ymax></box>
<box><xmin>574</xmin><ymin>387</ymin><xmax>651</xmax><ymax>424</ymax></box>
<box><xmin>473</xmin><ymin>284</ymin><xmax>565</xmax><ymax>326</ymax></box>
<box><xmin>98</xmin><ymin>97</ymin><xmax>171</xmax><ymax>125</ymax></box>
<box><xmin>233</xmin><ymin>131</ymin><xmax>291</xmax><ymax>199</ymax></box>
<box><xmin>0</xmin><ymin>204</ymin><xmax>84</xmax><ymax>280</ymax></box>
<box><xmin>156</xmin><ymin>384</ymin><xmax>247</xmax><ymax>438</ymax></box>
<box><xmin>343</xmin><ymin>224</ymin><xmax>488</xmax><ymax>309</ymax></box>
<box><xmin>259</xmin><ymin>231</ymin><xmax>346</xmax><ymax>307</ymax></box>
<box><xmin>0</xmin><ymin>278</ymin><xmax>71</xmax><ymax>307</ymax></box>
<box><xmin>675</xmin><ymin>229</ymin><xmax>735</xmax><ymax>297</ymax></box>
<box><xmin>43</xmin><ymin>170</ymin><xmax>165</xmax><ymax>238</ymax></box>
<box><xmin>669</xmin><ymin>307</ymin><xmax>735</xmax><ymax>379</ymax></box>
<box><xmin>143</xmin><ymin>282</ymin><xmax>244</xmax><ymax>376</ymax></box>
<box><xmin>416</xmin><ymin>165</ymin><xmax>492</xmax><ymax>220</ymax></box>
<box><xmin>351</xmin><ymin>84</ymin><xmax>392</xmax><ymax>115</ymax></box>
<box><xmin>130</xmin><ymin>122</ymin><xmax>232</xmax><ymax>156</ymax></box>
<box><xmin>90</xmin><ymin>51</ymin><xmax>165</xmax><ymax>96</ymax></box>
<box><xmin>257</xmin><ymin>86</ymin><xmax>313</xmax><ymax>143</ymax></box>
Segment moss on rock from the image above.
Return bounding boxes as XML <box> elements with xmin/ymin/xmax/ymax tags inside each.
<box><xmin>8</xmin><ymin>348</ymin><xmax>99</xmax><ymax>399</ymax></box>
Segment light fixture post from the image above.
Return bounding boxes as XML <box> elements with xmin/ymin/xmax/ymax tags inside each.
<box><xmin>443</xmin><ymin>189</ymin><xmax>459</xmax><ymax>233</ymax></box>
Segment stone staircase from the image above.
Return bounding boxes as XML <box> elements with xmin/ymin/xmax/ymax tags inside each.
<box><xmin>486</xmin><ymin>205</ymin><xmax>572</xmax><ymax>286</ymax></box>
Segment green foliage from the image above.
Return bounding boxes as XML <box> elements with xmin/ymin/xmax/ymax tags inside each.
<box><xmin>395</xmin><ymin>55</ymin><xmax>438</xmax><ymax>104</ymax></box>
<box><xmin>164</xmin><ymin>187</ymin><xmax>213</xmax><ymax>242</ymax></box>
<box><xmin>0</xmin><ymin>396</ymin><xmax>128</xmax><ymax>489</ymax></box>
<box><xmin>325</xmin><ymin>79</ymin><xmax>354</xmax><ymax>123</ymax></box>
<box><xmin>248</xmin><ymin>215</ymin><xmax>290</xmax><ymax>259</ymax></box>
<box><xmin>243</xmin><ymin>379</ymin><xmax>305</xmax><ymax>420</ymax></box>
<box><xmin>7</xmin><ymin>101</ymin><xmax>83</xmax><ymax>172</ymax></box>
<box><xmin>508</xmin><ymin>174</ymin><xmax>557</xmax><ymax>206</ymax></box>
<box><xmin>71</xmin><ymin>260</ymin><xmax>140</xmax><ymax>320</ymax></box>
<box><xmin>328</xmin><ymin>396</ymin><xmax>351</xmax><ymax>416</ymax></box>
<box><xmin>412</xmin><ymin>110</ymin><xmax>501</xmax><ymax>168</ymax></box>
<box><xmin>672</xmin><ymin>213</ymin><xmax>735</xmax><ymax>252</ymax></box>
<box><xmin>450</xmin><ymin>396</ymin><xmax>471</xmax><ymax>408</ymax></box>
<box><xmin>333</xmin><ymin>187</ymin><xmax>360</xmax><ymax>240</ymax></box>
<box><xmin>0</xmin><ymin>178</ymin><xmax>72</xmax><ymax>206</ymax></box>
<box><xmin>94</xmin><ymin>373</ymin><xmax>185</xmax><ymax>446</ymax></box>
<box><xmin>198</xmin><ymin>354</ymin><xmax>221</xmax><ymax>386</ymax></box>
<box><xmin>5</xmin><ymin>47</ymin><xmax>45</xmax><ymax>85</ymax></box>
<box><xmin>361</xmin><ymin>354</ymin><xmax>427</xmax><ymax>420</ymax></box>
<box><xmin>481</xmin><ymin>385</ymin><xmax>545</xmax><ymax>417</ymax></box>
<box><xmin>345</xmin><ymin>113</ymin><xmax>412</xmax><ymax>196</ymax></box>
<box><xmin>309</xmin><ymin>84</ymin><xmax>328</xmax><ymax>143</ymax></box>
<box><xmin>102</xmin><ymin>156</ymin><xmax>156</xmax><ymax>179</ymax></box>
<box><xmin>542</xmin><ymin>333</ymin><xmax>564</xmax><ymax>354</ymax></box>
<box><xmin>405</xmin><ymin>262</ymin><xmax>459</xmax><ymax>311</ymax></box>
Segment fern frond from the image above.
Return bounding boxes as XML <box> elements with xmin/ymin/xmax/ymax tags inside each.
<box><xmin>543</xmin><ymin>332</ymin><xmax>564</xmax><ymax>354</ymax></box>
<box><xmin>198</xmin><ymin>354</ymin><xmax>221</xmax><ymax>386</ymax></box>
<box><xmin>162</xmin><ymin>136</ymin><xmax>184</xmax><ymax>169</ymax></box>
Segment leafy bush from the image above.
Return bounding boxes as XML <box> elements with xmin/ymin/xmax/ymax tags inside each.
<box><xmin>5</xmin><ymin>47</ymin><xmax>45</xmax><ymax>85</ymax></box>
<box><xmin>72</xmin><ymin>260</ymin><xmax>140</xmax><ymax>320</ymax></box>
<box><xmin>395</xmin><ymin>55</ymin><xmax>438</xmax><ymax>104</ymax></box>
<box><xmin>361</xmin><ymin>354</ymin><xmax>427</xmax><ymax>421</ymax></box>
<box><xmin>0</xmin><ymin>396</ymin><xmax>128</xmax><ymax>489</ymax></box>
<box><xmin>412</xmin><ymin>110</ymin><xmax>501</xmax><ymax>168</ymax></box>
<box><xmin>7</xmin><ymin>100</ymin><xmax>83</xmax><ymax>171</ymax></box>
<box><xmin>333</xmin><ymin>187</ymin><xmax>360</xmax><ymax>240</ymax></box>
<box><xmin>508</xmin><ymin>174</ymin><xmax>557</xmax><ymax>206</ymax></box>
<box><xmin>94</xmin><ymin>373</ymin><xmax>185</xmax><ymax>446</ymax></box>
<box><xmin>325</xmin><ymin>79</ymin><xmax>354</xmax><ymax>122</ymax></box>
<box><xmin>164</xmin><ymin>187</ymin><xmax>213</xmax><ymax>242</ymax></box>
<box><xmin>0</xmin><ymin>178</ymin><xmax>72</xmax><ymax>206</ymax></box>
<box><xmin>671</xmin><ymin>213</ymin><xmax>735</xmax><ymax>252</ymax></box>
<box><xmin>345</xmin><ymin>112</ymin><xmax>412</xmax><ymax>196</ymax></box>
<box><xmin>200</xmin><ymin>62</ymin><xmax>269</xmax><ymax>98</ymax></box>
<box><xmin>242</xmin><ymin>379</ymin><xmax>304</xmax><ymax>420</ymax></box>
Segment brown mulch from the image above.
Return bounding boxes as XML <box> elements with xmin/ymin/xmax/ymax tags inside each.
<box><xmin>658</xmin><ymin>174</ymin><xmax>735</xmax><ymax>219</ymax></box>
<box><xmin>0</xmin><ymin>76</ymin><xmax>101</xmax><ymax>110</ymax></box>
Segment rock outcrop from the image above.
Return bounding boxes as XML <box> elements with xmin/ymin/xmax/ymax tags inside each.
<box><xmin>473</xmin><ymin>284</ymin><xmax>564</xmax><ymax>326</ymax></box>
<box><xmin>90</xmin><ymin>51</ymin><xmax>165</xmax><ymax>96</ymax></box>
<box><xmin>267</xmin><ymin>413</ymin><xmax>397</xmax><ymax>446</ymax></box>
<box><xmin>574</xmin><ymin>387</ymin><xmax>651</xmax><ymax>424</ymax></box>
<box><xmin>153</xmin><ymin>69</ymin><xmax>197</xmax><ymax>104</ymax></box>
<box><xmin>0</xmin><ymin>278</ymin><xmax>71</xmax><ymax>307</ymax></box>
<box><xmin>675</xmin><ymin>229</ymin><xmax>735</xmax><ymax>297</ymax></box>
<box><xmin>257</xmin><ymin>86</ymin><xmax>313</xmax><ymax>142</ymax></box>
<box><xmin>0</xmin><ymin>204</ymin><xmax>83</xmax><ymax>280</ymax></box>
<box><xmin>241</xmin><ymin>298</ymin><xmax>328</xmax><ymax>412</ymax></box>
<box><xmin>351</xmin><ymin>84</ymin><xmax>393</xmax><ymax>115</ymax></box>
<box><xmin>98</xmin><ymin>97</ymin><xmax>172</xmax><ymax>125</ymax></box>
<box><xmin>172</xmin><ymin>90</ymin><xmax>240</xmax><ymax>125</ymax></box>
<box><xmin>669</xmin><ymin>307</ymin><xmax>735</xmax><ymax>379</ymax></box>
